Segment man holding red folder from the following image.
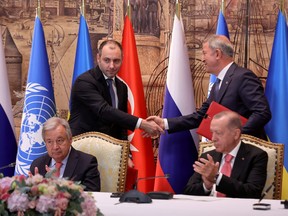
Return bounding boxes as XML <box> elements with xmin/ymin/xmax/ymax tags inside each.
<box><xmin>148</xmin><ymin>35</ymin><xmax>271</xmax><ymax>140</ymax></box>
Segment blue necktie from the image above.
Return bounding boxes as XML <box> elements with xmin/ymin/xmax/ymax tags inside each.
<box><xmin>213</xmin><ymin>78</ymin><xmax>221</xmax><ymax>98</ymax></box>
<box><xmin>107</xmin><ymin>79</ymin><xmax>116</xmax><ymax>108</ymax></box>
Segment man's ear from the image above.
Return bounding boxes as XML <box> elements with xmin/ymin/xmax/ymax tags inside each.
<box><xmin>234</xmin><ymin>128</ymin><xmax>241</xmax><ymax>140</ymax></box>
<box><xmin>96</xmin><ymin>53</ymin><xmax>100</xmax><ymax>63</ymax></box>
<box><xmin>215</xmin><ymin>49</ymin><xmax>222</xmax><ymax>59</ymax></box>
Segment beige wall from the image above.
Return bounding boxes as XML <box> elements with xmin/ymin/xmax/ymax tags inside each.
<box><xmin>0</xmin><ymin>0</ymin><xmax>282</xmax><ymax>140</ymax></box>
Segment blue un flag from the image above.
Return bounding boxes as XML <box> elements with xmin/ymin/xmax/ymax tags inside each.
<box><xmin>14</xmin><ymin>16</ymin><xmax>56</xmax><ymax>176</ymax></box>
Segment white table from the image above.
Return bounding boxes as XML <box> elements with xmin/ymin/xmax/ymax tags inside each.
<box><xmin>92</xmin><ymin>192</ymin><xmax>287</xmax><ymax>216</ymax></box>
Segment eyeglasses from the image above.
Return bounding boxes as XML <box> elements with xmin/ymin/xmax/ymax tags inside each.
<box><xmin>45</xmin><ymin>138</ymin><xmax>66</xmax><ymax>146</ymax></box>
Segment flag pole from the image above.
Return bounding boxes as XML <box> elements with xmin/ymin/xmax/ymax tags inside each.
<box><xmin>127</xmin><ymin>0</ymin><xmax>131</xmax><ymax>19</ymax></box>
<box><xmin>244</xmin><ymin>0</ymin><xmax>249</xmax><ymax>68</ymax></box>
<box><xmin>176</xmin><ymin>0</ymin><xmax>181</xmax><ymax>18</ymax></box>
<box><xmin>221</xmin><ymin>0</ymin><xmax>226</xmax><ymax>14</ymax></box>
<box><xmin>36</xmin><ymin>0</ymin><xmax>41</xmax><ymax>19</ymax></box>
<box><xmin>81</xmin><ymin>0</ymin><xmax>85</xmax><ymax>18</ymax></box>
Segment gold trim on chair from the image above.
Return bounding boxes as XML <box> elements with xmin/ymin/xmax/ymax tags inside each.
<box><xmin>72</xmin><ymin>132</ymin><xmax>129</xmax><ymax>193</ymax></box>
<box><xmin>199</xmin><ymin>134</ymin><xmax>284</xmax><ymax>199</ymax></box>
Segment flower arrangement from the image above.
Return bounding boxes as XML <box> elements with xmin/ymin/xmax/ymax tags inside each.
<box><xmin>0</xmin><ymin>173</ymin><xmax>103</xmax><ymax>216</ymax></box>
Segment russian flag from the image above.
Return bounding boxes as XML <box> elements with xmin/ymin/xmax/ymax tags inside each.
<box><xmin>0</xmin><ymin>34</ymin><xmax>17</xmax><ymax>176</ymax></box>
<box><xmin>154</xmin><ymin>15</ymin><xmax>199</xmax><ymax>193</ymax></box>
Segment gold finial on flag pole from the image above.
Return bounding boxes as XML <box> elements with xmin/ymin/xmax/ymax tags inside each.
<box><xmin>176</xmin><ymin>0</ymin><xmax>181</xmax><ymax>18</ymax></box>
<box><xmin>127</xmin><ymin>0</ymin><xmax>131</xmax><ymax>19</ymax></box>
<box><xmin>81</xmin><ymin>0</ymin><xmax>85</xmax><ymax>18</ymax></box>
<box><xmin>221</xmin><ymin>0</ymin><xmax>226</xmax><ymax>15</ymax></box>
<box><xmin>36</xmin><ymin>0</ymin><xmax>41</xmax><ymax>19</ymax></box>
<box><xmin>280</xmin><ymin>0</ymin><xmax>285</xmax><ymax>12</ymax></box>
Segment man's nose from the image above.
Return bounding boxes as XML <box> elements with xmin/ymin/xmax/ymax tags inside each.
<box><xmin>109</xmin><ymin>61</ymin><xmax>115</xmax><ymax>68</ymax></box>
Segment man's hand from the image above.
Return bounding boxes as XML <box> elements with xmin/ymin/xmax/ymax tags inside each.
<box><xmin>193</xmin><ymin>154</ymin><xmax>219</xmax><ymax>190</ymax></box>
<box><xmin>28</xmin><ymin>167</ymin><xmax>39</xmax><ymax>177</ymax></box>
<box><xmin>146</xmin><ymin>116</ymin><xmax>165</xmax><ymax>130</ymax></box>
<box><xmin>140</xmin><ymin>119</ymin><xmax>164</xmax><ymax>137</ymax></box>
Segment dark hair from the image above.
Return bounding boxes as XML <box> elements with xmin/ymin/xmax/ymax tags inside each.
<box><xmin>42</xmin><ymin>117</ymin><xmax>72</xmax><ymax>140</ymax></box>
<box><xmin>98</xmin><ymin>39</ymin><xmax>123</xmax><ymax>56</ymax></box>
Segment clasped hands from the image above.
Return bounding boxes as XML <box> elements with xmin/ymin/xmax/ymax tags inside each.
<box><xmin>28</xmin><ymin>165</ymin><xmax>54</xmax><ymax>177</ymax></box>
<box><xmin>193</xmin><ymin>154</ymin><xmax>219</xmax><ymax>190</ymax></box>
<box><xmin>140</xmin><ymin>116</ymin><xmax>165</xmax><ymax>138</ymax></box>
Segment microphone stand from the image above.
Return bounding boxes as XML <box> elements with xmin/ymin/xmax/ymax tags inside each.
<box><xmin>119</xmin><ymin>174</ymin><xmax>170</xmax><ymax>203</ymax></box>
<box><xmin>0</xmin><ymin>162</ymin><xmax>16</xmax><ymax>171</ymax></box>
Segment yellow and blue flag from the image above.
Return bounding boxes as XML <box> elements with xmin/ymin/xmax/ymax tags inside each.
<box><xmin>265</xmin><ymin>10</ymin><xmax>288</xmax><ymax>199</ymax></box>
<box><xmin>71</xmin><ymin>14</ymin><xmax>94</xmax><ymax>86</ymax></box>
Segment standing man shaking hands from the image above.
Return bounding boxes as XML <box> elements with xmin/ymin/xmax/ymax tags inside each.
<box><xmin>69</xmin><ymin>39</ymin><xmax>163</xmax><ymax>140</ymax></box>
<box><xmin>147</xmin><ymin>35</ymin><xmax>271</xmax><ymax>140</ymax></box>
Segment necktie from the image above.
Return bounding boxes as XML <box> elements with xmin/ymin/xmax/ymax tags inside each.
<box><xmin>55</xmin><ymin>162</ymin><xmax>62</xmax><ymax>178</ymax></box>
<box><xmin>217</xmin><ymin>154</ymin><xmax>233</xmax><ymax>197</ymax></box>
<box><xmin>213</xmin><ymin>78</ymin><xmax>221</xmax><ymax>99</ymax></box>
<box><xmin>107</xmin><ymin>79</ymin><xmax>116</xmax><ymax>108</ymax></box>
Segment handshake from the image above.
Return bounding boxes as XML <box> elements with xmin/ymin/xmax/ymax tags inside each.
<box><xmin>139</xmin><ymin>116</ymin><xmax>165</xmax><ymax>137</ymax></box>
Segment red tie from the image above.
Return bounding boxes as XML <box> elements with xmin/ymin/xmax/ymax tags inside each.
<box><xmin>55</xmin><ymin>162</ymin><xmax>62</xmax><ymax>177</ymax></box>
<box><xmin>217</xmin><ymin>154</ymin><xmax>233</xmax><ymax>197</ymax></box>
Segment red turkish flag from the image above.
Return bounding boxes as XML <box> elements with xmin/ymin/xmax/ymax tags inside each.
<box><xmin>118</xmin><ymin>16</ymin><xmax>155</xmax><ymax>193</ymax></box>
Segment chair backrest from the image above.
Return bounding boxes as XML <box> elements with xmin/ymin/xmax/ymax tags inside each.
<box><xmin>198</xmin><ymin>134</ymin><xmax>284</xmax><ymax>199</ymax></box>
<box><xmin>72</xmin><ymin>131</ymin><xmax>129</xmax><ymax>193</ymax></box>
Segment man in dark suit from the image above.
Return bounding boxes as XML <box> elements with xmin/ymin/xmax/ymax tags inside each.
<box><xmin>147</xmin><ymin>35</ymin><xmax>271</xmax><ymax>140</ymax></box>
<box><xmin>30</xmin><ymin>117</ymin><xmax>100</xmax><ymax>192</ymax></box>
<box><xmin>69</xmin><ymin>39</ymin><xmax>162</xmax><ymax>140</ymax></box>
<box><xmin>183</xmin><ymin>111</ymin><xmax>268</xmax><ymax>198</ymax></box>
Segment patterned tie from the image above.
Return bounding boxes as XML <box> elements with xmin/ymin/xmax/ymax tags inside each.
<box><xmin>213</xmin><ymin>78</ymin><xmax>221</xmax><ymax>99</ymax></box>
<box><xmin>107</xmin><ymin>79</ymin><xmax>116</xmax><ymax>108</ymax></box>
<box><xmin>55</xmin><ymin>162</ymin><xmax>62</xmax><ymax>178</ymax></box>
<box><xmin>217</xmin><ymin>154</ymin><xmax>233</xmax><ymax>197</ymax></box>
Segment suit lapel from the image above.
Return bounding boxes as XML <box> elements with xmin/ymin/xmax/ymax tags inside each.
<box><xmin>231</xmin><ymin>142</ymin><xmax>247</xmax><ymax>178</ymax></box>
<box><xmin>115</xmin><ymin>76</ymin><xmax>126</xmax><ymax>111</ymax></box>
<box><xmin>63</xmin><ymin>148</ymin><xmax>79</xmax><ymax>179</ymax></box>
<box><xmin>210</xmin><ymin>151</ymin><xmax>222</xmax><ymax>163</ymax></box>
<box><xmin>92</xmin><ymin>66</ymin><xmax>113</xmax><ymax>105</ymax></box>
<box><xmin>217</xmin><ymin>63</ymin><xmax>237</xmax><ymax>102</ymax></box>
<box><xmin>39</xmin><ymin>155</ymin><xmax>52</xmax><ymax>176</ymax></box>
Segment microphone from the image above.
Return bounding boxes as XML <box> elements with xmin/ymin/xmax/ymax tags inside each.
<box><xmin>0</xmin><ymin>162</ymin><xmax>16</xmax><ymax>171</ymax></box>
<box><xmin>119</xmin><ymin>174</ymin><xmax>172</xmax><ymax>203</ymax></box>
<box><xmin>253</xmin><ymin>184</ymin><xmax>273</xmax><ymax>210</ymax></box>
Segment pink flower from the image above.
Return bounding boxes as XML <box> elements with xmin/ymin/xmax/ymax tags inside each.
<box><xmin>36</xmin><ymin>195</ymin><xmax>56</xmax><ymax>213</ymax></box>
<box><xmin>7</xmin><ymin>192</ymin><xmax>29</xmax><ymax>212</ymax></box>
<box><xmin>55</xmin><ymin>197</ymin><xmax>69</xmax><ymax>211</ymax></box>
<box><xmin>80</xmin><ymin>192</ymin><xmax>98</xmax><ymax>216</ymax></box>
<box><xmin>0</xmin><ymin>174</ymin><xmax>100</xmax><ymax>215</ymax></box>
<box><xmin>0</xmin><ymin>176</ymin><xmax>13</xmax><ymax>189</ymax></box>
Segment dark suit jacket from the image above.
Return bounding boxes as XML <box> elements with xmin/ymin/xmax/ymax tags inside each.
<box><xmin>30</xmin><ymin>147</ymin><xmax>101</xmax><ymax>192</ymax></box>
<box><xmin>168</xmin><ymin>63</ymin><xmax>271</xmax><ymax>140</ymax></box>
<box><xmin>183</xmin><ymin>142</ymin><xmax>268</xmax><ymax>198</ymax></box>
<box><xmin>69</xmin><ymin>66</ymin><xmax>139</xmax><ymax>140</ymax></box>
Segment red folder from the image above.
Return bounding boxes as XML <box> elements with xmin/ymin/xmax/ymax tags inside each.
<box><xmin>197</xmin><ymin>101</ymin><xmax>248</xmax><ymax>140</ymax></box>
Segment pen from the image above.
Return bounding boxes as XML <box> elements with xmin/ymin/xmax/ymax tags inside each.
<box><xmin>258</xmin><ymin>184</ymin><xmax>273</xmax><ymax>203</ymax></box>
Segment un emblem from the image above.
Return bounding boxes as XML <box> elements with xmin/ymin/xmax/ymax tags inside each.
<box><xmin>15</xmin><ymin>83</ymin><xmax>56</xmax><ymax>175</ymax></box>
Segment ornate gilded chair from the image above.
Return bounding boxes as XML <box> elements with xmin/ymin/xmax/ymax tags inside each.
<box><xmin>72</xmin><ymin>131</ymin><xmax>129</xmax><ymax>193</ymax></box>
<box><xmin>199</xmin><ymin>134</ymin><xmax>284</xmax><ymax>199</ymax></box>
